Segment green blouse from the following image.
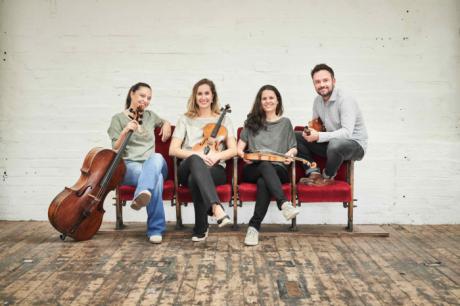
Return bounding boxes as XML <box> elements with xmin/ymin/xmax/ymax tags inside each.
<box><xmin>107</xmin><ymin>110</ymin><xmax>164</xmax><ymax>162</ymax></box>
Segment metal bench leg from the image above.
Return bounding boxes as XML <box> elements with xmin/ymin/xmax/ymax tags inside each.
<box><xmin>115</xmin><ymin>198</ymin><xmax>125</xmax><ymax>230</ymax></box>
<box><xmin>175</xmin><ymin>202</ymin><xmax>183</xmax><ymax>229</ymax></box>
<box><xmin>347</xmin><ymin>204</ymin><xmax>353</xmax><ymax>232</ymax></box>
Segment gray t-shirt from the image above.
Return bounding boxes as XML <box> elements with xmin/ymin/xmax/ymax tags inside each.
<box><xmin>107</xmin><ymin>110</ymin><xmax>163</xmax><ymax>162</ymax></box>
<box><xmin>172</xmin><ymin>114</ymin><xmax>235</xmax><ymax>168</ymax></box>
<box><xmin>240</xmin><ymin>117</ymin><xmax>297</xmax><ymax>167</ymax></box>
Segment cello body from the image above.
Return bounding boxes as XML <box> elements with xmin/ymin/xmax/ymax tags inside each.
<box><xmin>48</xmin><ymin>147</ymin><xmax>125</xmax><ymax>241</ymax></box>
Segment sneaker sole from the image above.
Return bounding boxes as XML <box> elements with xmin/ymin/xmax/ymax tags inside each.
<box><xmin>284</xmin><ymin>209</ymin><xmax>300</xmax><ymax>221</ymax></box>
<box><xmin>192</xmin><ymin>230</ymin><xmax>209</xmax><ymax>242</ymax></box>
<box><xmin>218</xmin><ymin>217</ymin><xmax>232</xmax><ymax>228</ymax></box>
<box><xmin>130</xmin><ymin>193</ymin><xmax>150</xmax><ymax>211</ymax></box>
<box><xmin>244</xmin><ymin>240</ymin><xmax>258</xmax><ymax>246</ymax></box>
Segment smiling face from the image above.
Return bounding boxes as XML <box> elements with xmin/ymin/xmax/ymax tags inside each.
<box><xmin>129</xmin><ymin>86</ymin><xmax>152</xmax><ymax>110</ymax></box>
<box><xmin>261</xmin><ymin>89</ymin><xmax>278</xmax><ymax>114</ymax></box>
<box><xmin>312</xmin><ymin>69</ymin><xmax>336</xmax><ymax>101</ymax></box>
<box><xmin>195</xmin><ymin>84</ymin><xmax>214</xmax><ymax>110</ymax></box>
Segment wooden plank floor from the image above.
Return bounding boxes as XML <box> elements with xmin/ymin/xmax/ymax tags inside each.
<box><xmin>0</xmin><ymin>222</ymin><xmax>459</xmax><ymax>306</ymax></box>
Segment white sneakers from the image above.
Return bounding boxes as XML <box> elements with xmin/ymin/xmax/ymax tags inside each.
<box><xmin>131</xmin><ymin>190</ymin><xmax>151</xmax><ymax>210</ymax></box>
<box><xmin>149</xmin><ymin>235</ymin><xmax>162</xmax><ymax>244</ymax></box>
<box><xmin>244</xmin><ymin>226</ymin><xmax>259</xmax><ymax>246</ymax></box>
<box><xmin>281</xmin><ymin>201</ymin><xmax>300</xmax><ymax>221</ymax></box>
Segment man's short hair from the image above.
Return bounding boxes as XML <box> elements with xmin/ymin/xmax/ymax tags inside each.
<box><xmin>311</xmin><ymin>64</ymin><xmax>335</xmax><ymax>79</ymax></box>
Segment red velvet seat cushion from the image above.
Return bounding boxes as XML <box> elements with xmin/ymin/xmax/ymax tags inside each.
<box><xmin>177</xmin><ymin>184</ymin><xmax>232</xmax><ymax>204</ymax></box>
<box><xmin>117</xmin><ymin>127</ymin><xmax>176</xmax><ymax>204</ymax></box>
<box><xmin>117</xmin><ymin>179</ymin><xmax>175</xmax><ymax>202</ymax></box>
<box><xmin>117</xmin><ymin>185</ymin><xmax>136</xmax><ymax>201</ymax></box>
<box><xmin>296</xmin><ymin>180</ymin><xmax>351</xmax><ymax>203</ymax></box>
<box><xmin>238</xmin><ymin>182</ymin><xmax>292</xmax><ymax>202</ymax></box>
<box><xmin>293</xmin><ymin>125</ymin><xmax>352</xmax><ymax>204</ymax></box>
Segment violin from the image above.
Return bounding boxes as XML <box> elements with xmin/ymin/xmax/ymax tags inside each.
<box><xmin>304</xmin><ymin>117</ymin><xmax>326</xmax><ymax>136</ymax></box>
<box><xmin>48</xmin><ymin>107</ymin><xmax>143</xmax><ymax>241</ymax></box>
<box><xmin>243</xmin><ymin>151</ymin><xmax>317</xmax><ymax>168</ymax></box>
<box><xmin>192</xmin><ymin>104</ymin><xmax>231</xmax><ymax>155</ymax></box>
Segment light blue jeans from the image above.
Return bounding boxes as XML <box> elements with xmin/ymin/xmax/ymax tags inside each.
<box><xmin>123</xmin><ymin>153</ymin><xmax>168</xmax><ymax>237</ymax></box>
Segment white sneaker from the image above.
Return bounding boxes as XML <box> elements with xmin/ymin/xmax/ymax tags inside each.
<box><xmin>192</xmin><ymin>228</ymin><xmax>209</xmax><ymax>242</ymax></box>
<box><xmin>281</xmin><ymin>201</ymin><xmax>300</xmax><ymax>221</ymax></box>
<box><xmin>244</xmin><ymin>226</ymin><xmax>259</xmax><ymax>246</ymax></box>
<box><xmin>149</xmin><ymin>235</ymin><xmax>162</xmax><ymax>244</ymax></box>
<box><xmin>131</xmin><ymin>190</ymin><xmax>151</xmax><ymax>211</ymax></box>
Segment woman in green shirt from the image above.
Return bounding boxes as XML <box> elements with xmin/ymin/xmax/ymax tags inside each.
<box><xmin>108</xmin><ymin>82</ymin><xmax>171</xmax><ymax>244</ymax></box>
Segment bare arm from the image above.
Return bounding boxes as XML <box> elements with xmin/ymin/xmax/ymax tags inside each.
<box><xmin>237</xmin><ymin>139</ymin><xmax>253</xmax><ymax>164</ymax></box>
<box><xmin>169</xmin><ymin>137</ymin><xmax>198</xmax><ymax>160</ymax></box>
<box><xmin>158</xmin><ymin>120</ymin><xmax>172</xmax><ymax>142</ymax></box>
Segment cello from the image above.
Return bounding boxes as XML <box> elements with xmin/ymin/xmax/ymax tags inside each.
<box><xmin>48</xmin><ymin>107</ymin><xmax>143</xmax><ymax>241</ymax></box>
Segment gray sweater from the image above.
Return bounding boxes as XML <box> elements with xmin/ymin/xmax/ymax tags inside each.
<box><xmin>314</xmin><ymin>87</ymin><xmax>368</xmax><ymax>153</ymax></box>
<box><xmin>240</xmin><ymin>117</ymin><xmax>297</xmax><ymax>162</ymax></box>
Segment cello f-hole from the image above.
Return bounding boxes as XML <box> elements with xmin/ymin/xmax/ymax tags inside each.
<box><xmin>76</xmin><ymin>185</ymin><xmax>92</xmax><ymax>197</ymax></box>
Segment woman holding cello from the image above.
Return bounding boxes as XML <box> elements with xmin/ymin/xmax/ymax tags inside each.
<box><xmin>237</xmin><ymin>85</ymin><xmax>300</xmax><ymax>246</ymax></box>
<box><xmin>107</xmin><ymin>82</ymin><xmax>171</xmax><ymax>244</ymax></box>
<box><xmin>169</xmin><ymin>78</ymin><xmax>236</xmax><ymax>241</ymax></box>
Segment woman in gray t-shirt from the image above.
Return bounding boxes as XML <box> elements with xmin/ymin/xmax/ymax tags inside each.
<box><xmin>237</xmin><ymin>85</ymin><xmax>300</xmax><ymax>246</ymax></box>
<box><xmin>107</xmin><ymin>82</ymin><xmax>171</xmax><ymax>244</ymax></box>
<box><xmin>169</xmin><ymin>78</ymin><xmax>237</xmax><ymax>241</ymax></box>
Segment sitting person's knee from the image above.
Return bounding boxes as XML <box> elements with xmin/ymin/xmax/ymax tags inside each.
<box><xmin>327</xmin><ymin>139</ymin><xmax>346</xmax><ymax>153</ymax></box>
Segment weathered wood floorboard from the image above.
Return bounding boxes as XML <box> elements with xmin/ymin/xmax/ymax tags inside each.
<box><xmin>382</xmin><ymin>226</ymin><xmax>459</xmax><ymax>304</ymax></box>
<box><xmin>0</xmin><ymin>222</ymin><xmax>459</xmax><ymax>306</ymax></box>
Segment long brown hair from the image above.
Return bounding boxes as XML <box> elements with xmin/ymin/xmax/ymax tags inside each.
<box><xmin>185</xmin><ymin>78</ymin><xmax>221</xmax><ymax>118</ymax></box>
<box><xmin>244</xmin><ymin>85</ymin><xmax>283</xmax><ymax>133</ymax></box>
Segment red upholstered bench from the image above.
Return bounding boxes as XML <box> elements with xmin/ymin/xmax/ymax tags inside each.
<box><xmin>114</xmin><ymin>127</ymin><xmax>176</xmax><ymax>229</ymax></box>
<box><xmin>294</xmin><ymin>126</ymin><xmax>355</xmax><ymax>231</ymax></box>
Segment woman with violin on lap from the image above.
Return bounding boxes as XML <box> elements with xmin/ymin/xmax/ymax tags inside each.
<box><xmin>169</xmin><ymin>78</ymin><xmax>236</xmax><ymax>242</ymax></box>
<box><xmin>237</xmin><ymin>85</ymin><xmax>300</xmax><ymax>246</ymax></box>
<box><xmin>107</xmin><ymin>82</ymin><xmax>171</xmax><ymax>244</ymax></box>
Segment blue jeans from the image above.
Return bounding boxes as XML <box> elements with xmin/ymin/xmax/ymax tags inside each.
<box><xmin>123</xmin><ymin>153</ymin><xmax>168</xmax><ymax>237</ymax></box>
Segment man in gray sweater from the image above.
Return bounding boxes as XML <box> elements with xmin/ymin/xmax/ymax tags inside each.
<box><xmin>296</xmin><ymin>64</ymin><xmax>368</xmax><ymax>186</ymax></box>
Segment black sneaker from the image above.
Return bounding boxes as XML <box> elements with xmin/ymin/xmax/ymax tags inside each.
<box><xmin>192</xmin><ymin>228</ymin><xmax>209</xmax><ymax>242</ymax></box>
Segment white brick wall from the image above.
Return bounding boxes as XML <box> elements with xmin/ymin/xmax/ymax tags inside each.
<box><xmin>1</xmin><ymin>0</ymin><xmax>459</xmax><ymax>224</ymax></box>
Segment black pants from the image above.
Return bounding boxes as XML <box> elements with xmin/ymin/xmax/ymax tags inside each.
<box><xmin>295</xmin><ymin>132</ymin><xmax>364</xmax><ymax>178</ymax></box>
<box><xmin>243</xmin><ymin>161</ymin><xmax>289</xmax><ymax>231</ymax></box>
<box><xmin>178</xmin><ymin>155</ymin><xmax>227</xmax><ymax>235</ymax></box>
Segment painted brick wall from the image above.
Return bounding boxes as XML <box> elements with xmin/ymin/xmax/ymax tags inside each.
<box><xmin>1</xmin><ymin>0</ymin><xmax>459</xmax><ymax>224</ymax></box>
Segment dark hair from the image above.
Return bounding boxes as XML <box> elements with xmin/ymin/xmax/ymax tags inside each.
<box><xmin>125</xmin><ymin>82</ymin><xmax>151</xmax><ymax>109</ymax></box>
<box><xmin>244</xmin><ymin>85</ymin><xmax>283</xmax><ymax>133</ymax></box>
<box><xmin>310</xmin><ymin>63</ymin><xmax>335</xmax><ymax>79</ymax></box>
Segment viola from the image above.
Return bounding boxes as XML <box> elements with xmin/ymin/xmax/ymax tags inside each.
<box><xmin>48</xmin><ymin>107</ymin><xmax>143</xmax><ymax>241</ymax></box>
<box><xmin>304</xmin><ymin>117</ymin><xmax>326</xmax><ymax>136</ymax></box>
<box><xmin>192</xmin><ymin>104</ymin><xmax>231</xmax><ymax>155</ymax></box>
<box><xmin>243</xmin><ymin>151</ymin><xmax>317</xmax><ymax>168</ymax></box>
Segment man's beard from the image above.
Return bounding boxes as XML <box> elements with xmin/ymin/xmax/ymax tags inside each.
<box><xmin>317</xmin><ymin>86</ymin><xmax>334</xmax><ymax>99</ymax></box>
